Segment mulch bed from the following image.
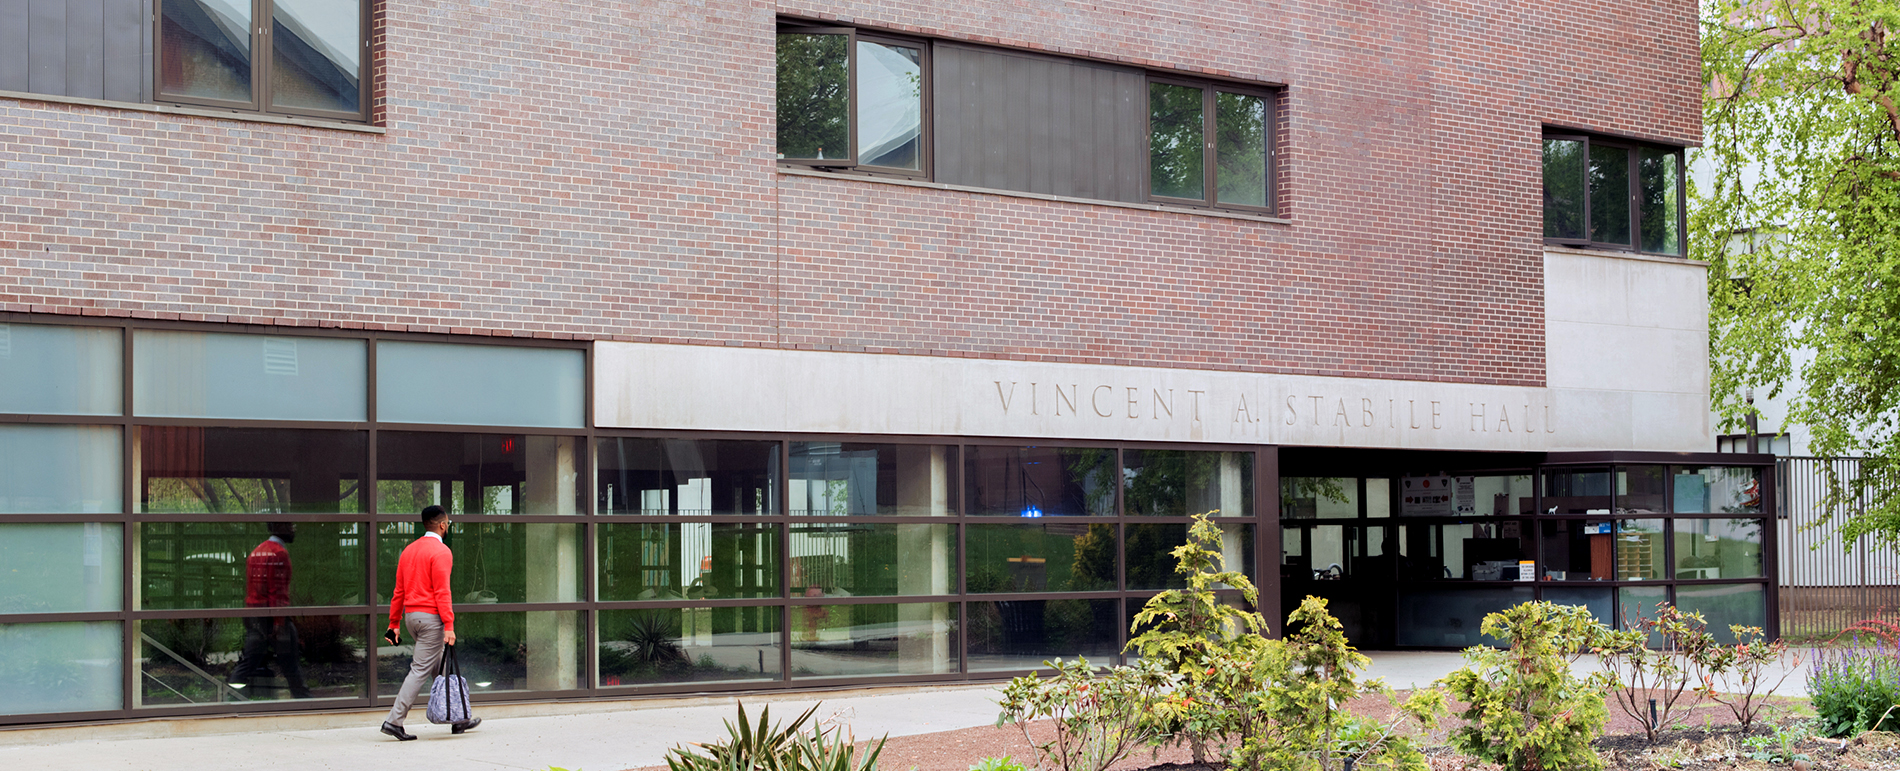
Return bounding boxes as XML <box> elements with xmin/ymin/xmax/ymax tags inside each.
<box><xmin>629</xmin><ymin>691</ymin><xmax>1900</xmax><ymax>771</ymax></box>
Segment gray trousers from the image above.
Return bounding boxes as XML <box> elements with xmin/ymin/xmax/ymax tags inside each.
<box><xmin>385</xmin><ymin>612</ymin><xmax>449</xmax><ymax>726</ymax></box>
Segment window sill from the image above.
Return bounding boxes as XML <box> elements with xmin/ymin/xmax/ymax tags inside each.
<box><xmin>1543</xmin><ymin>244</ymin><xmax>1706</xmax><ymax>267</ymax></box>
<box><xmin>778</xmin><ymin>167</ymin><xmax>1291</xmax><ymax>225</ymax></box>
<box><xmin>0</xmin><ymin>89</ymin><xmax>386</xmax><ymax>134</ymax></box>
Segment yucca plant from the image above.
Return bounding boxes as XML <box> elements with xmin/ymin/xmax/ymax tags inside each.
<box><xmin>664</xmin><ymin>702</ymin><xmax>885</xmax><ymax>771</ymax></box>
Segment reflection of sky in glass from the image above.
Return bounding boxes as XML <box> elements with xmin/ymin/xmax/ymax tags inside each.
<box><xmin>195</xmin><ymin>0</ymin><xmax>253</xmax><ymax>54</ymax></box>
<box><xmin>856</xmin><ymin>42</ymin><xmax>921</xmax><ymax>168</ymax></box>
<box><xmin>275</xmin><ymin>0</ymin><xmax>360</xmax><ymax>71</ymax></box>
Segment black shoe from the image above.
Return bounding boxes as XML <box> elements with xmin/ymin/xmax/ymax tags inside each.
<box><xmin>381</xmin><ymin>722</ymin><xmax>417</xmax><ymax>741</ymax></box>
<box><xmin>451</xmin><ymin>717</ymin><xmax>482</xmax><ymax>735</ymax></box>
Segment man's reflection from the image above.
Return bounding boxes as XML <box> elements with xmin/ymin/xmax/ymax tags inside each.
<box><xmin>231</xmin><ymin>522</ymin><xmax>310</xmax><ymax>698</ymax></box>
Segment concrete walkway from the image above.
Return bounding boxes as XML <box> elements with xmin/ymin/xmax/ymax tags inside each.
<box><xmin>0</xmin><ymin>651</ymin><xmax>1817</xmax><ymax>771</ymax></box>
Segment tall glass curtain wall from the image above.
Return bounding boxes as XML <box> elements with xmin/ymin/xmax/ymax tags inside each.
<box><xmin>0</xmin><ymin>320</ymin><xmax>1261</xmax><ymax>721</ymax></box>
<box><xmin>1280</xmin><ymin>466</ymin><xmax>1770</xmax><ymax>648</ymax></box>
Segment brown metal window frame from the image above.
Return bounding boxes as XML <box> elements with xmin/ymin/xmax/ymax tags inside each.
<box><xmin>153</xmin><ymin>0</ymin><xmax>374</xmax><ymax>124</ymax></box>
<box><xmin>1144</xmin><ymin>76</ymin><xmax>1278</xmax><ymax>215</ymax></box>
<box><xmin>775</xmin><ymin>23</ymin><xmax>932</xmax><ymax>180</ymax></box>
<box><xmin>1541</xmin><ymin>131</ymin><xmax>1687</xmax><ymax>257</ymax></box>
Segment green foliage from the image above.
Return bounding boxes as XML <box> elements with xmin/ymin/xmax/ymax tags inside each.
<box><xmin>1742</xmin><ymin>720</ymin><xmax>1814</xmax><ymax>763</ymax></box>
<box><xmin>1440</xmin><ymin>601</ymin><xmax>1612</xmax><ymax>771</ymax></box>
<box><xmin>776</xmin><ymin>33</ymin><xmax>848</xmax><ymax>161</ymax></box>
<box><xmin>1700</xmin><ymin>625</ymin><xmax>1802</xmax><ymax>730</ymax></box>
<box><xmin>663</xmin><ymin>702</ymin><xmax>885</xmax><ymax>771</ymax></box>
<box><xmin>1125</xmin><ymin>512</ymin><xmax>1266</xmax><ymax>762</ymax></box>
<box><xmin>1598</xmin><ymin>602</ymin><xmax>1716</xmax><ymax>743</ymax></box>
<box><xmin>966</xmin><ymin>757</ymin><xmax>1026</xmax><ymax>771</ymax></box>
<box><xmin>1808</xmin><ymin>640</ymin><xmax>1900</xmax><ymax>737</ymax></box>
<box><xmin>995</xmin><ymin>657</ymin><xmax>1176</xmax><ymax>771</ymax></box>
<box><xmin>1698</xmin><ymin>0</ymin><xmax>1900</xmax><ymax>544</ymax></box>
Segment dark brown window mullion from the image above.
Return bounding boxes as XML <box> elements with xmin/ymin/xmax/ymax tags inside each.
<box><xmin>1201</xmin><ymin>86</ymin><xmax>1217</xmax><ymax>208</ymax></box>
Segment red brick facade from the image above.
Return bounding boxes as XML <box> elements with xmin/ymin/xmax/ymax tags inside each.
<box><xmin>0</xmin><ymin>0</ymin><xmax>1698</xmax><ymax>386</ymax></box>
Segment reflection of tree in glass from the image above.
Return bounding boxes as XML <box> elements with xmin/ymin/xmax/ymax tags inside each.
<box><xmin>1061</xmin><ymin>448</ymin><xmax>1118</xmax><ymax>516</ymax></box>
<box><xmin>1542</xmin><ymin>139</ymin><xmax>1585</xmax><ymax>239</ymax></box>
<box><xmin>1150</xmin><ymin>83</ymin><xmax>1204</xmax><ymax>199</ymax></box>
<box><xmin>1280</xmin><ymin>476</ymin><xmax>1350</xmax><ymax>516</ymax></box>
<box><xmin>1067</xmin><ymin>524</ymin><xmax>1118</xmax><ymax>590</ymax></box>
<box><xmin>1126</xmin><ymin>451</ymin><xmax>1229</xmax><ymax>516</ymax></box>
<box><xmin>777</xmin><ymin>34</ymin><xmax>848</xmax><ymax>160</ymax></box>
<box><xmin>1215</xmin><ymin>92</ymin><xmax>1266</xmax><ymax>207</ymax></box>
<box><xmin>1638</xmin><ymin>149</ymin><xmax>1679</xmax><ymax>253</ymax></box>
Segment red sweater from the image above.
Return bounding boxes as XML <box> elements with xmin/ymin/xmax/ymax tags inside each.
<box><xmin>244</xmin><ymin>538</ymin><xmax>291</xmax><ymax>608</ymax></box>
<box><xmin>388</xmin><ymin>533</ymin><xmax>455</xmax><ymax>632</ymax></box>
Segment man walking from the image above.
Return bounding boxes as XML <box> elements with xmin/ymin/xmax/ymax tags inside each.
<box><xmin>231</xmin><ymin>522</ymin><xmax>310</xmax><ymax>698</ymax></box>
<box><xmin>381</xmin><ymin>505</ymin><xmax>480</xmax><ymax>740</ymax></box>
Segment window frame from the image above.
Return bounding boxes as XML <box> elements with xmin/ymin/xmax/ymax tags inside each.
<box><xmin>1144</xmin><ymin>76</ymin><xmax>1278</xmax><ymax>215</ymax></box>
<box><xmin>153</xmin><ymin>0</ymin><xmax>373</xmax><ymax>124</ymax></box>
<box><xmin>775</xmin><ymin>23</ymin><xmax>932</xmax><ymax>179</ymax></box>
<box><xmin>1542</xmin><ymin>131</ymin><xmax>1687</xmax><ymax>257</ymax></box>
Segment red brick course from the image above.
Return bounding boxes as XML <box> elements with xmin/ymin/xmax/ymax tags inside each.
<box><xmin>0</xmin><ymin>0</ymin><xmax>1699</xmax><ymax>386</ymax></box>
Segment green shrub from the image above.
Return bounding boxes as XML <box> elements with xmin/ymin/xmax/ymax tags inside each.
<box><xmin>1808</xmin><ymin>640</ymin><xmax>1900</xmax><ymax>737</ymax></box>
<box><xmin>1440</xmin><ymin>601</ymin><xmax>1612</xmax><ymax>771</ymax></box>
<box><xmin>967</xmin><ymin>757</ymin><xmax>1026</xmax><ymax>771</ymax></box>
<box><xmin>1597</xmin><ymin>602</ymin><xmax>1715</xmax><ymax>742</ymax></box>
<box><xmin>1700</xmin><ymin>624</ymin><xmax>1801</xmax><ymax>731</ymax></box>
<box><xmin>995</xmin><ymin>657</ymin><xmax>1175</xmax><ymax>771</ymax></box>
<box><xmin>663</xmin><ymin>702</ymin><xmax>885</xmax><ymax>771</ymax></box>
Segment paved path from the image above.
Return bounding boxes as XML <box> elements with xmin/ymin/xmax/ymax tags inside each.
<box><xmin>0</xmin><ymin>651</ymin><xmax>1817</xmax><ymax>771</ymax></box>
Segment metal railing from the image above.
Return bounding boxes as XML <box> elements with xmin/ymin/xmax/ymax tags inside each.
<box><xmin>1778</xmin><ymin>456</ymin><xmax>1900</xmax><ymax>640</ymax></box>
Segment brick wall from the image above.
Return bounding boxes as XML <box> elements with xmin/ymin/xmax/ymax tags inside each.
<box><xmin>0</xmin><ymin>0</ymin><xmax>1699</xmax><ymax>385</ymax></box>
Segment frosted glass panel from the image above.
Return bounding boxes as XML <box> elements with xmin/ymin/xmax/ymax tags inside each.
<box><xmin>377</xmin><ymin>342</ymin><xmax>584</xmax><ymax>428</ymax></box>
<box><xmin>0</xmin><ymin>524</ymin><xmax>122</xmax><ymax>613</ymax></box>
<box><xmin>0</xmin><ymin>425</ymin><xmax>121</xmax><ymax>513</ymax></box>
<box><xmin>0</xmin><ymin>323</ymin><xmax>121</xmax><ymax>415</ymax></box>
<box><xmin>0</xmin><ymin>622</ymin><xmax>123</xmax><ymax>715</ymax></box>
<box><xmin>135</xmin><ymin>331</ymin><xmax>366</xmax><ymax>421</ymax></box>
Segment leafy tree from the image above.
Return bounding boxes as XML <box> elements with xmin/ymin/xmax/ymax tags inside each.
<box><xmin>777</xmin><ymin>33</ymin><xmax>848</xmax><ymax>160</ymax></box>
<box><xmin>1440</xmin><ymin>601</ymin><xmax>1611</xmax><ymax>771</ymax></box>
<box><xmin>1698</xmin><ymin>1</ymin><xmax>1900</xmax><ymax>543</ymax></box>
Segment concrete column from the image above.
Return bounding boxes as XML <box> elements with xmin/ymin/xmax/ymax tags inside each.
<box><xmin>895</xmin><ymin>446</ymin><xmax>951</xmax><ymax>674</ymax></box>
<box><xmin>525</xmin><ymin>436</ymin><xmax>579</xmax><ymax>691</ymax></box>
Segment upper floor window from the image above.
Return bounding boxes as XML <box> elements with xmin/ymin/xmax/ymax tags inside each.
<box><xmin>1542</xmin><ymin>132</ymin><xmax>1684</xmax><ymax>256</ymax></box>
<box><xmin>158</xmin><ymin>0</ymin><xmax>370</xmax><ymax>121</ymax></box>
<box><xmin>775</xmin><ymin>20</ymin><xmax>1279</xmax><ymax>215</ymax></box>
<box><xmin>776</xmin><ymin>24</ymin><xmax>927</xmax><ymax>176</ymax></box>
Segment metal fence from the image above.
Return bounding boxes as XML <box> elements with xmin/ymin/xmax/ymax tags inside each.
<box><xmin>1778</xmin><ymin>456</ymin><xmax>1900</xmax><ymax>640</ymax></box>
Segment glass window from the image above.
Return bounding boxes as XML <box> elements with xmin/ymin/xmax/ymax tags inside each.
<box><xmin>1366</xmin><ymin>478</ymin><xmax>1391</xmax><ymax>517</ymax></box>
<box><xmin>1618</xmin><ymin>584</ymin><xmax>1668</xmax><ymax>630</ymax></box>
<box><xmin>0</xmin><ymin>622</ymin><xmax>122</xmax><ymax>715</ymax></box>
<box><xmin>1281</xmin><ymin>477</ymin><xmax>1356</xmax><ymax>519</ymax></box>
<box><xmin>596</xmin><ymin>523</ymin><xmax>780</xmax><ymax>601</ymax></box>
<box><xmin>141</xmin><ymin>614</ymin><xmax>364</xmax><ymax>705</ymax></box>
<box><xmin>376</xmin><ymin>521</ymin><xmax>581</xmax><ymax>605</ymax></box>
<box><xmin>967</xmin><ymin>598</ymin><xmax>1119</xmax><ymax>672</ymax></box>
<box><xmin>138</xmin><ymin>427</ymin><xmax>365</xmax><ymax>514</ymax></box>
<box><xmin>1126</xmin><ymin>522</ymin><xmax>1252</xmax><ymax>590</ymax></box>
<box><xmin>1394</xmin><ymin>586</ymin><xmax>1533</xmax><ymax>647</ymax></box>
<box><xmin>0</xmin><ymin>425</ymin><xmax>121</xmax><ymax>514</ymax></box>
<box><xmin>1123</xmin><ymin>450</ymin><xmax>1252</xmax><ymax>517</ymax></box>
<box><xmin>597</xmin><ymin>438</ymin><xmax>779</xmax><ymax>516</ymax></box>
<box><xmin>0</xmin><ymin>523</ymin><xmax>121</xmax><ymax>614</ymax></box>
<box><xmin>1215</xmin><ymin>91</ymin><xmax>1270</xmax><ymax>208</ymax></box>
<box><xmin>1541</xmin><ymin>468</ymin><xmax>1611</xmax><ymax>515</ymax></box>
<box><xmin>140</xmin><ymin>521</ymin><xmax>365</xmax><ymax>610</ymax></box>
<box><xmin>269</xmin><ymin>0</ymin><xmax>363</xmax><ymax>114</ymax></box>
<box><xmin>788</xmin><ymin>523</ymin><xmax>953</xmax><ymax>598</ymax></box>
<box><xmin>159</xmin><ymin>0</ymin><xmax>367</xmax><ymax>119</ymax></box>
<box><xmin>1541</xmin><ymin>138</ymin><xmax>1585</xmax><ymax>240</ymax></box>
<box><xmin>376</xmin><ymin>341</ymin><xmax>584</xmax><ymax>428</ymax></box>
<box><xmin>857</xmin><ymin>40</ymin><xmax>923</xmax><ymax>170</ymax></box>
<box><xmin>789</xmin><ymin>443</ymin><xmax>956</xmax><ymax>516</ymax></box>
<box><xmin>1469</xmin><ymin>474</ymin><xmax>1534</xmax><ymax>517</ymax></box>
<box><xmin>966</xmin><ymin>523</ymin><xmax>1116</xmax><ymax>593</ymax></box>
<box><xmin>0</xmin><ymin>323</ymin><xmax>121</xmax><ymax>416</ymax></box>
<box><xmin>776</xmin><ymin>30</ymin><xmax>851</xmax><ymax>162</ymax></box>
<box><xmin>789</xmin><ymin>602</ymin><xmax>958</xmax><ymax>678</ymax></box>
<box><xmin>1588</xmin><ymin>144</ymin><xmax>1632</xmax><ymax>246</ymax></box>
<box><xmin>1542</xmin><ymin>586</ymin><xmax>1613</xmax><ymax>626</ymax></box>
<box><xmin>598</xmin><ymin>607</ymin><xmax>781</xmax><ymax>687</ymax></box>
<box><xmin>1149</xmin><ymin>83</ymin><xmax>1205</xmax><ymax>200</ymax></box>
<box><xmin>379</xmin><ymin>610</ymin><xmax>582</xmax><ymax>694</ymax></box>
<box><xmin>1639</xmin><ymin>147</ymin><xmax>1682</xmax><ymax>255</ymax></box>
<box><xmin>134</xmin><ymin>330</ymin><xmax>366</xmax><ymax>421</ymax></box>
<box><xmin>1616</xmin><ymin>466</ymin><xmax>1667</xmax><ymax>514</ymax></box>
<box><xmin>1615</xmin><ymin>519</ymin><xmax>1667</xmax><ymax>580</ymax></box>
<box><xmin>1673</xmin><ymin>467</ymin><xmax>1764</xmax><ymax>514</ymax></box>
<box><xmin>378</xmin><ymin>432</ymin><xmax>582</xmax><ymax>516</ymax></box>
<box><xmin>1676</xmin><ymin>583</ymin><xmax>1767</xmax><ymax>644</ymax></box>
<box><xmin>1537</xmin><ymin>519</ymin><xmax>1614</xmax><ymax>581</ymax></box>
<box><xmin>1673</xmin><ymin>518</ymin><xmax>1763</xmax><ymax>580</ymax></box>
<box><xmin>965</xmin><ymin>446</ymin><xmax>1116</xmax><ymax>517</ymax></box>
